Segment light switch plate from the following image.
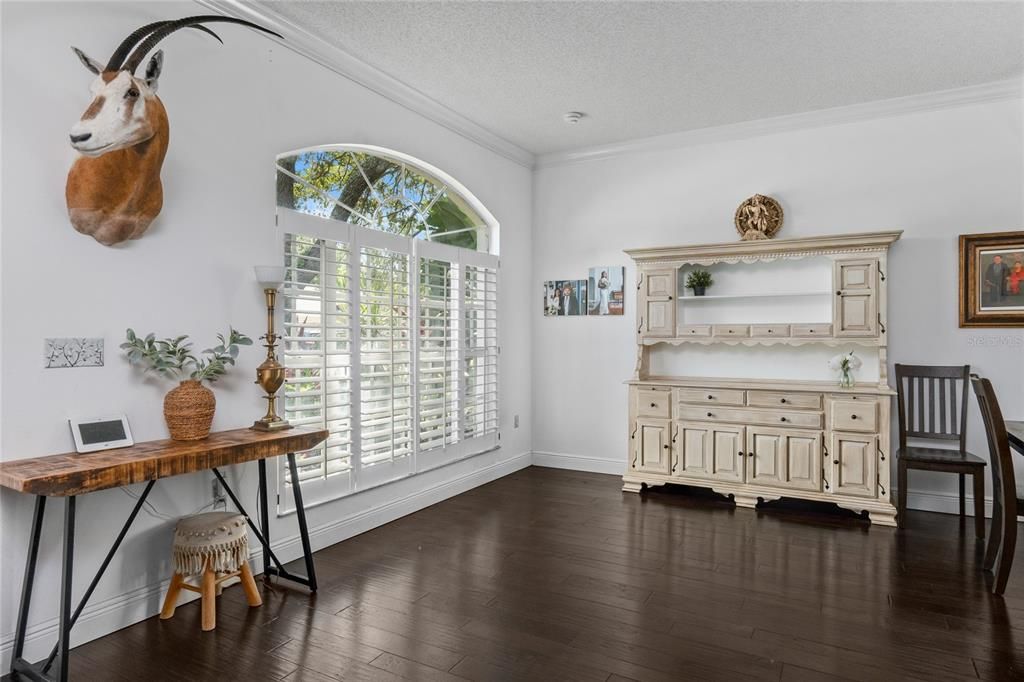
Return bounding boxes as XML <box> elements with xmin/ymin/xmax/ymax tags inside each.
<box><xmin>45</xmin><ymin>338</ymin><xmax>104</xmax><ymax>368</ymax></box>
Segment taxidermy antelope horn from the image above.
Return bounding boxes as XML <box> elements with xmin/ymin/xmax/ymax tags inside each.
<box><xmin>104</xmin><ymin>21</ymin><xmax>223</xmax><ymax>72</ymax></box>
<box><xmin>123</xmin><ymin>16</ymin><xmax>282</xmax><ymax>73</ymax></box>
<box><xmin>65</xmin><ymin>16</ymin><xmax>282</xmax><ymax>247</ymax></box>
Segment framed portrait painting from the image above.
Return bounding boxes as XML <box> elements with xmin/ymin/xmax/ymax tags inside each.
<box><xmin>959</xmin><ymin>231</ymin><xmax>1024</xmax><ymax>327</ymax></box>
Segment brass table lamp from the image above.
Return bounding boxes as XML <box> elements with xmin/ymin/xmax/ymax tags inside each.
<box><xmin>252</xmin><ymin>265</ymin><xmax>291</xmax><ymax>431</ymax></box>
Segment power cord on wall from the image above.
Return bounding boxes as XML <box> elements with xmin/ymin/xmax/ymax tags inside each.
<box><xmin>119</xmin><ymin>467</ymin><xmax>245</xmax><ymax>522</ymax></box>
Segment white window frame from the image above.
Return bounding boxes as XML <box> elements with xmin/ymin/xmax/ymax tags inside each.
<box><xmin>276</xmin><ymin>208</ymin><xmax>499</xmax><ymax>514</ymax></box>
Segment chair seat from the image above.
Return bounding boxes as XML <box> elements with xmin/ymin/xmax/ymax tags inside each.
<box><xmin>898</xmin><ymin>446</ymin><xmax>986</xmax><ymax>467</ymax></box>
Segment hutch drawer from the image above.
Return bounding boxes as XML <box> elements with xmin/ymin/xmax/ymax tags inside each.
<box><xmin>679</xmin><ymin>405</ymin><xmax>823</xmax><ymax>429</ymax></box>
<box><xmin>750</xmin><ymin>324</ymin><xmax>790</xmax><ymax>338</ymax></box>
<box><xmin>677</xmin><ymin>387</ymin><xmax>745</xmax><ymax>406</ymax></box>
<box><xmin>712</xmin><ymin>325</ymin><xmax>749</xmax><ymax>338</ymax></box>
<box><xmin>679</xmin><ymin>324</ymin><xmax>712</xmax><ymax>337</ymax></box>
<box><xmin>791</xmin><ymin>324</ymin><xmax>832</xmax><ymax>337</ymax></box>
<box><xmin>747</xmin><ymin>390</ymin><xmax>822</xmax><ymax>410</ymax></box>
<box><xmin>829</xmin><ymin>399</ymin><xmax>878</xmax><ymax>433</ymax></box>
<box><xmin>637</xmin><ymin>388</ymin><xmax>672</xmax><ymax>418</ymax></box>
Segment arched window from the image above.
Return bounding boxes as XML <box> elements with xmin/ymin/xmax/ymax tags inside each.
<box><xmin>277</xmin><ymin>144</ymin><xmax>497</xmax><ymax>253</ymax></box>
<box><xmin>275</xmin><ymin>146</ymin><xmax>499</xmax><ymax>509</ymax></box>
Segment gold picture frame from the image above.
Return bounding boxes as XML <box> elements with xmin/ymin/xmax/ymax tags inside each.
<box><xmin>959</xmin><ymin>231</ymin><xmax>1024</xmax><ymax>327</ymax></box>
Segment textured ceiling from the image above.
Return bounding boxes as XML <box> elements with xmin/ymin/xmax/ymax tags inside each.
<box><xmin>264</xmin><ymin>1</ymin><xmax>1024</xmax><ymax>155</ymax></box>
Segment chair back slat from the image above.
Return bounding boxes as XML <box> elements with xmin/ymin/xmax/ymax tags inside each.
<box><xmin>939</xmin><ymin>377</ymin><xmax>947</xmax><ymax>434</ymax></box>
<box><xmin>895</xmin><ymin>364</ymin><xmax>970</xmax><ymax>451</ymax></box>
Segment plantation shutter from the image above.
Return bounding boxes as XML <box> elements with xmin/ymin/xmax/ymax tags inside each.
<box><xmin>276</xmin><ymin>208</ymin><xmax>498</xmax><ymax>510</ymax></box>
<box><xmin>463</xmin><ymin>259</ymin><xmax>499</xmax><ymax>442</ymax></box>
<box><xmin>279</xmin><ymin>211</ymin><xmax>355</xmax><ymax>508</ymax></box>
<box><xmin>417</xmin><ymin>256</ymin><xmax>459</xmax><ymax>454</ymax></box>
<box><xmin>357</xmin><ymin>229</ymin><xmax>414</xmax><ymax>488</ymax></box>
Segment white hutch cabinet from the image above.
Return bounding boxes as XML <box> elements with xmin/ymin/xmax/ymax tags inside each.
<box><xmin>624</xmin><ymin>231</ymin><xmax>902</xmax><ymax>526</ymax></box>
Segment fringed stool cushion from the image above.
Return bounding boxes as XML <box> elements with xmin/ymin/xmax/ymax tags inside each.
<box><xmin>160</xmin><ymin>511</ymin><xmax>262</xmax><ymax>631</ymax></box>
<box><xmin>172</xmin><ymin>511</ymin><xmax>249</xmax><ymax>575</ymax></box>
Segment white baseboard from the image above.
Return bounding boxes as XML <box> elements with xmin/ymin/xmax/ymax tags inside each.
<box><xmin>531</xmin><ymin>450</ymin><xmax>624</xmax><ymax>475</ymax></box>
<box><xmin>0</xmin><ymin>450</ymin><xmax>531</xmax><ymax>670</ymax></box>
<box><xmin>531</xmin><ymin>450</ymin><xmax>995</xmax><ymax>518</ymax></box>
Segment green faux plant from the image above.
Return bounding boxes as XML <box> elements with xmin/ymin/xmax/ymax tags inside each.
<box><xmin>121</xmin><ymin>327</ymin><xmax>253</xmax><ymax>383</ymax></box>
<box><xmin>685</xmin><ymin>270</ymin><xmax>714</xmax><ymax>290</ymax></box>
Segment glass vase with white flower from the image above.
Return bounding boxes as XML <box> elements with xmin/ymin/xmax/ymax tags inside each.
<box><xmin>828</xmin><ymin>350</ymin><xmax>862</xmax><ymax>389</ymax></box>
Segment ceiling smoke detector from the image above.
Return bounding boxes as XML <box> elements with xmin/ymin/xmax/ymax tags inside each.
<box><xmin>563</xmin><ymin>111</ymin><xmax>586</xmax><ymax>124</ymax></box>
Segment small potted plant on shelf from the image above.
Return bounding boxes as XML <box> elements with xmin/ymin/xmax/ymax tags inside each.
<box><xmin>121</xmin><ymin>328</ymin><xmax>252</xmax><ymax>441</ymax></box>
<box><xmin>685</xmin><ymin>270</ymin><xmax>713</xmax><ymax>296</ymax></box>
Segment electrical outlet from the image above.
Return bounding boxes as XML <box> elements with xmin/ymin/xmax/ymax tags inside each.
<box><xmin>514</xmin><ymin>414</ymin><xmax>520</xmax><ymax>428</ymax></box>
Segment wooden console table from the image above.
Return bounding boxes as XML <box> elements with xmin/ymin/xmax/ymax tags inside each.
<box><xmin>0</xmin><ymin>427</ymin><xmax>328</xmax><ymax>682</ymax></box>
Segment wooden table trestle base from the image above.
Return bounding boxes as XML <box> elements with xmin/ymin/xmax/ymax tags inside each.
<box><xmin>0</xmin><ymin>427</ymin><xmax>329</xmax><ymax>682</ymax></box>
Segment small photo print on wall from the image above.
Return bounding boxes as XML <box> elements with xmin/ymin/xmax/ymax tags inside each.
<box><xmin>544</xmin><ymin>280</ymin><xmax>588</xmax><ymax>316</ymax></box>
<box><xmin>45</xmin><ymin>337</ymin><xmax>104</xmax><ymax>368</ymax></box>
<box><xmin>588</xmin><ymin>266</ymin><xmax>625</xmax><ymax>315</ymax></box>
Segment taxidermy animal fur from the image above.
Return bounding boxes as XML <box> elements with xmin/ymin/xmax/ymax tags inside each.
<box><xmin>66</xmin><ymin>17</ymin><xmax>280</xmax><ymax>246</ymax></box>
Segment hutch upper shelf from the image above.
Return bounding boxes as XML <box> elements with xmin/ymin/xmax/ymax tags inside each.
<box><xmin>627</xmin><ymin>230</ymin><xmax>902</xmax><ymax>347</ymax></box>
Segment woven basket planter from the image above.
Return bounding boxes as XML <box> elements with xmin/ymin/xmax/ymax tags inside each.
<box><xmin>164</xmin><ymin>380</ymin><xmax>216</xmax><ymax>441</ymax></box>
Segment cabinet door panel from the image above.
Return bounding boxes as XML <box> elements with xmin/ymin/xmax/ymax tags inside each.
<box><xmin>645</xmin><ymin>270</ymin><xmax>675</xmax><ymax>297</ymax></box>
<box><xmin>834</xmin><ymin>259</ymin><xmax>878</xmax><ymax>337</ymax></box>
<box><xmin>711</xmin><ymin>425</ymin><xmax>745</xmax><ymax>482</ymax></box>
<box><xmin>644</xmin><ymin>299</ymin><xmax>675</xmax><ymax>337</ymax></box>
<box><xmin>831</xmin><ymin>432</ymin><xmax>877</xmax><ymax>498</ymax></box>
<box><xmin>677</xmin><ymin>422</ymin><xmax>711</xmax><ymax>478</ymax></box>
<box><xmin>747</xmin><ymin>429</ymin><xmax>785</xmax><ymax>486</ymax></box>
<box><xmin>633</xmin><ymin>419</ymin><xmax>671</xmax><ymax>474</ymax></box>
<box><xmin>785</xmin><ymin>431</ymin><xmax>823</xmax><ymax>491</ymax></box>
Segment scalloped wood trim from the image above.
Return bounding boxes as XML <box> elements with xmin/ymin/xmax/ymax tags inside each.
<box><xmin>642</xmin><ymin>336</ymin><xmax>883</xmax><ymax>349</ymax></box>
<box><xmin>625</xmin><ymin>375</ymin><xmax>896</xmax><ymax>395</ymax></box>
<box><xmin>625</xmin><ymin>230</ymin><xmax>902</xmax><ymax>264</ymax></box>
<box><xmin>621</xmin><ymin>472</ymin><xmax>898</xmax><ymax>524</ymax></box>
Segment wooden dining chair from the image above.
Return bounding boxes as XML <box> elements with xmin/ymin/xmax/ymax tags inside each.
<box><xmin>895</xmin><ymin>364</ymin><xmax>986</xmax><ymax>535</ymax></box>
<box><xmin>971</xmin><ymin>375</ymin><xmax>1018</xmax><ymax>595</ymax></box>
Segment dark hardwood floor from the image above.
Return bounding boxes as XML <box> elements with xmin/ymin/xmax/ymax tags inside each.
<box><xmin>12</xmin><ymin>467</ymin><xmax>1024</xmax><ymax>681</ymax></box>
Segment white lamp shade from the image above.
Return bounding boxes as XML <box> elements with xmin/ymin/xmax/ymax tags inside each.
<box><xmin>254</xmin><ymin>265</ymin><xmax>286</xmax><ymax>290</ymax></box>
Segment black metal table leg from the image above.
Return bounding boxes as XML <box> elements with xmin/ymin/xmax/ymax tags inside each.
<box><xmin>41</xmin><ymin>481</ymin><xmax>155</xmax><ymax>674</ymax></box>
<box><xmin>258</xmin><ymin>458</ymin><xmax>271</xmax><ymax>579</ymax></box>
<box><xmin>211</xmin><ymin>464</ymin><xmax>315</xmax><ymax>591</ymax></box>
<box><xmin>55</xmin><ymin>496</ymin><xmax>76</xmax><ymax>682</ymax></box>
<box><xmin>287</xmin><ymin>452</ymin><xmax>318</xmax><ymax>591</ymax></box>
<box><xmin>12</xmin><ymin>496</ymin><xmax>46</xmax><ymax>671</ymax></box>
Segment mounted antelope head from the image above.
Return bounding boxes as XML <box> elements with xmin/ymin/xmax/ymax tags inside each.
<box><xmin>66</xmin><ymin>16</ymin><xmax>281</xmax><ymax>246</ymax></box>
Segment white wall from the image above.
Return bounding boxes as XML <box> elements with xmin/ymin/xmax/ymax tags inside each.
<box><xmin>0</xmin><ymin>1</ymin><xmax>532</xmax><ymax>666</ymax></box>
<box><xmin>532</xmin><ymin>98</ymin><xmax>1024</xmax><ymax>508</ymax></box>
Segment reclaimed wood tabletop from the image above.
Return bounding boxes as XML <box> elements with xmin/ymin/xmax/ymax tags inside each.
<box><xmin>0</xmin><ymin>427</ymin><xmax>328</xmax><ymax>497</ymax></box>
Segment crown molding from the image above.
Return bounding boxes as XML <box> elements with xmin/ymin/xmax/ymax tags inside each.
<box><xmin>537</xmin><ymin>78</ymin><xmax>1023</xmax><ymax>169</ymax></box>
<box><xmin>195</xmin><ymin>0</ymin><xmax>536</xmax><ymax>169</ymax></box>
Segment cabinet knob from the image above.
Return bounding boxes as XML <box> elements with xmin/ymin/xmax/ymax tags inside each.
<box><xmin>836</xmin><ymin>290</ymin><xmax>842</xmax><ymax>296</ymax></box>
<box><xmin>663</xmin><ymin>444</ymin><xmax>669</xmax><ymax>450</ymax></box>
<box><xmin>780</xmin><ymin>417</ymin><xmax>787</xmax><ymax>422</ymax></box>
<box><xmin>651</xmin><ymin>402</ymin><xmax>657</xmax><ymax>408</ymax></box>
<box><xmin>780</xmin><ymin>398</ymin><xmax>787</xmax><ymax>404</ymax></box>
<box><xmin>707</xmin><ymin>412</ymin><xmax>713</xmax><ymax>417</ymax></box>
<box><xmin>833</xmin><ymin>459</ymin><xmax>839</xmax><ymax>465</ymax></box>
<box><xmin>738</xmin><ymin>451</ymin><xmax>743</xmax><ymax>457</ymax></box>
<box><xmin>851</xmin><ymin>414</ymin><xmax>858</xmax><ymax>420</ymax></box>
<box><xmin>707</xmin><ymin>394</ymin><xmax>713</xmax><ymax>400</ymax></box>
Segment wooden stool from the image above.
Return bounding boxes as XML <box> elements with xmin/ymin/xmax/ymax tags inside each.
<box><xmin>160</xmin><ymin>511</ymin><xmax>262</xmax><ymax>631</ymax></box>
